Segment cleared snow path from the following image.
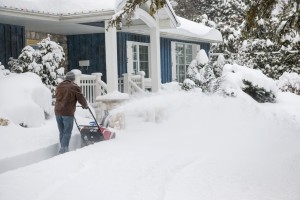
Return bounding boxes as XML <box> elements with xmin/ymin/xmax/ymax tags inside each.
<box><xmin>0</xmin><ymin>134</ymin><xmax>82</xmax><ymax>174</ymax></box>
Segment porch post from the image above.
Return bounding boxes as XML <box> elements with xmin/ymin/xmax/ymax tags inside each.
<box><xmin>150</xmin><ymin>18</ymin><xmax>161</xmax><ymax>92</ymax></box>
<box><xmin>105</xmin><ymin>20</ymin><xmax>119</xmax><ymax>93</ymax></box>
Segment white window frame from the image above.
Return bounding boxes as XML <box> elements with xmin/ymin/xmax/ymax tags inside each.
<box><xmin>127</xmin><ymin>41</ymin><xmax>151</xmax><ymax>78</ymax></box>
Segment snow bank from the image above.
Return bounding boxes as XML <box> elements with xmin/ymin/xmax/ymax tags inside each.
<box><xmin>1</xmin><ymin>88</ymin><xmax>300</xmax><ymax>200</ymax></box>
<box><xmin>0</xmin><ymin>72</ymin><xmax>52</xmax><ymax>127</ymax></box>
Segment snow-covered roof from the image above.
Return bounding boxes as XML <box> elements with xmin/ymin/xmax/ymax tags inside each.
<box><xmin>0</xmin><ymin>0</ymin><xmax>222</xmax><ymax>43</ymax></box>
<box><xmin>161</xmin><ymin>16</ymin><xmax>223</xmax><ymax>43</ymax></box>
<box><xmin>0</xmin><ymin>0</ymin><xmax>123</xmax><ymax>15</ymax></box>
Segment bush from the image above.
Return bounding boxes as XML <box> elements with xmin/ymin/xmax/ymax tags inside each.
<box><xmin>8</xmin><ymin>35</ymin><xmax>65</xmax><ymax>94</ymax></box>
<box><xmin>277</xmin><ymin>72</ymin><xmax>300</xmax><ymax>95</ymax></box>
<box><xmin>242</xmin><ymin>80</ymin><xmax>276</xmax><ymax>103</ymax></box>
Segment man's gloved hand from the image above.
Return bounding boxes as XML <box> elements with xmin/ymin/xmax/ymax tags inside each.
<box><xmin>82</xmin><ymin>105</ymin><xmax>89</xmax><ymax>109</ymax></box>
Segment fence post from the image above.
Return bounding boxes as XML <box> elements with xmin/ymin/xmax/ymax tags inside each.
<box><xmin>123</xmin><ymin>73</ymin><xmax>130</xmax><ymax>94</ymax></box>
<box><xmin>92</xmin><ymin>73</ymin><xmax>102</xmax><ymax>98</ymax></box>
<box><xmin>138</xmin><ymin>71</ymin><xmax>145</xmax><ymax>91</ymax></box>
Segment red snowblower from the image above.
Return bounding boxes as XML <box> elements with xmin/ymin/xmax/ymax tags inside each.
<box><xmin>74</xmin><ymin>107</ymin><xmax>116</xmax><ymax>147</ymax></box>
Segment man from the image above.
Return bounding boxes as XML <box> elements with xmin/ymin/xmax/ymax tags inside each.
<box><xmin>55</xmin><ymin>71</ymin><xmax>88</xmax><ymax>154</ymax></box>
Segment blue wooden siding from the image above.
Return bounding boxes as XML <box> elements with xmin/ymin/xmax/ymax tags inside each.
<box><xmin>0</xmin><ymin>23</ymin><xmax>25</xmax><ymax>67</ymax></box>
<box><xmin>117</xmin><ymin>32</ymin><xmax>150</xmax><ymax>77</ymax></box>
<box><xmin>67</xmin><ymin>32</ymin><xmax>211</xmax><ymax>84</ymax></box>
<box><xmin>160</xmin><ymin>37</ymin><xmax>211</xmax><ymax>83</ymax></box>
<box><xmin>67</xmin><ymin>33</ymin><xmax>106</xmax><ymax>81</ymax></box>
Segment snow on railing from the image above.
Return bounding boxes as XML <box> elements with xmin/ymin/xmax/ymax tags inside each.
<box><xmin>120</xmin><ymin>72</ymin><xmax>146</xmax><ymax>95</ymax></box>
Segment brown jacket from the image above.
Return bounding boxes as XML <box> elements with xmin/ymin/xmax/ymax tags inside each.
<box><xmin>55</xmin><ymin>80</ymin><xmax>88</xmax><ymax>116</ymax></box>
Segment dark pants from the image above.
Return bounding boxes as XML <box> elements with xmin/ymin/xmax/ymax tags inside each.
<box><xmin>56</xmin><ymin>115</ymin><xmax>74</xmax><ymax>154</ymax></box>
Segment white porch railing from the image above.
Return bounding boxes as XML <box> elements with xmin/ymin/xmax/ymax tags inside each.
<box><xmin>77</xmin><ymin>71</ymin><xmax>150</xmax><ymax>104</ymax></box>
<box><xmin>118</xmin><ymin>72</ymin><xmax>147</xmax><ymax>95</ymax></box>
<box><xmin>79</xmin><ymin>73</ymin><xmax>107</xmax><ymax>104</ymax></box>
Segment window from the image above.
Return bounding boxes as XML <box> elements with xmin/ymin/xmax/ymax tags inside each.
<box><xmin>128</xmin><ymin>42</ymin><xmax>150</xmax><ymax>78</ymax></box>
<box><xmin>175</xmin><ymin>43</ymin><xmax>193</xmax><ymax>83</ymax></box>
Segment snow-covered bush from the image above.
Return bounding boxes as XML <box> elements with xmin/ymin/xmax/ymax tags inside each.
<box><xmin>222</xmin><ymin>64</ymin><xmax>278</xmax><ymax>103</ymax></box>
<box><xmin>8</xmin><ymin>35</ymin><xmax>65</xmax><ymax>94</ymax></box>
<box><xmin>0</xmin><ymin>72</ymin><xmax>52</xmax><ymax>127</ymax></box>
<box><xmin>0</xmin><ymin>62</ymin><xmax>10</xmax><ymax>78</ymax></box>
<box><xmin>182</xmin><ymin>79</ymin><xmax>196</xmax><ymax>91</ymax></box>
<box><xmin>242</xmin><ymin>80</ymin><xmax>276</xmax><ymax>103</ymax></box>
<box><xmin>183</xmin><ymin>50</ymin><xmax>218</xmax><ymax>92</ymax></box>
<box><xmin>277</xmin><ymin>72</ymin><xmax>300</xmax><ymax>95</ymax></box>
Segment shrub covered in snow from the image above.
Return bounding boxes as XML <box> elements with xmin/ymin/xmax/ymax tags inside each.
<box><xmin>0</xmin><ymin>62</ymin><xmax>10</xmax><ymax>78</ymax></box>
<box><xmin>277</xmin><ymin>72</ymin><xmax>300</xmax><ymax>95</ymax></box>
<box><xmin>242</xmin><ymin>80</ymin><xmax>276</xmax><ymax>103</ymax></box>
<box><xmin>183</xmin><ymin>50</ymin><xmax>218</xmax><ymax>92</ymax></box>
<box><xmin>0</xmin><ymin>72</ymin><xmax>52</xmax><ymax>127</ymax></box>
<box><xmin>8</xmin><ymin>35</ymin><xmax>65</xmax><ymax>94</ymax></box>
<box><xmin>222</xmin><ymin>64</ymin><xmax>278</xmax><ymax>103</ymax></box>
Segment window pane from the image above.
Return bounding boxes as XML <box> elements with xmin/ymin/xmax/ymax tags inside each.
<box><xmin>140</xmin><ymin>62</ymin><xmax>149</xmax><ymax>78</ymax></box>
<box><xmin>140</xmin><ymin>53</ymin><xmax>148</xmax><ymax>61</ymax></box>
<box><xmin>139</xmin><ymin>45</ymin><xmax>148</xmax><ymax>54</ymax></box>
<box><xmin>187</xmin><ymin>55</ymin><xmax>193</xmax><ymax>63</ymax></box>
<box><xmin>176</xmin><ymin>46</ymin><xmax>184</xmax><ymax>56</ymax></box>
<box><xmin>186</xmin><ymin>45</ymin><xmax>192</xmax><ymax>54</ymax></box>
<box><xmin>178</xmin><ymin>65</ymin><xmax>186</xmax><ymax>83</ymax></box>
<box><xmin>179</xmin><ymin>56</ymin><xmax>185</xmax><ymax>65</ymax></box>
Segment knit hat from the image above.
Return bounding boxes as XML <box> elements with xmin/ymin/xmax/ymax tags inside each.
<box><xmin>65</xmin><ymin>71</ymin><xmax>75</xmax><ymax>81</ymax></box>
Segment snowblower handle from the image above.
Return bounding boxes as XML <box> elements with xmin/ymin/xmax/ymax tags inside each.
<box><xmin>75</xmin><ymin>105</ymin><xmax>99</xmax><ymax>128</ymax></box>
<box><xmin>87</xmin><ymin>107</ymin><xmax>99</xmax><ymax>126</ymax></box>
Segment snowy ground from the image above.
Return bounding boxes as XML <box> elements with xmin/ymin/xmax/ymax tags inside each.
<box><xmin>1</xmin><ymin>75</ymin><xmax>300</xmax><ymax>200</ymax></box>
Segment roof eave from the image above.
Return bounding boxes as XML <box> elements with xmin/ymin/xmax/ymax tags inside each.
<box><xmin>0</xmin><ymin>7</ymin><xmax>115</xmax><ymax>22</ymax></box>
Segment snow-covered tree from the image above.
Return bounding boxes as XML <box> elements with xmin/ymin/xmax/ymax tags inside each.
<box><xmin>8</xmin><ymin>35</ymin><xmax>65</xmax><ymax>94</ymax></box>
<box><xmin>174</xmin><ymin>0</ymin><xmax>248</xmax><ymax>57</ymax></box>
<box><xmin>240</xmin><ymin>0</ymin><xmax>300</xmax><ymax>79</ymax></box>
<box><xmin>36</xmin><ymin>36</ymin><xmax>65</xmax><ymax>93</ymax></box>
<box><xmin>9</xmin><ymin>46</ymin><xmax>42</xmax><ymax>74</ymax></box>
<box><xmin>182</xmin><ymin>50</ymin><xmax>217</xmax><ymax>92</ymax></box>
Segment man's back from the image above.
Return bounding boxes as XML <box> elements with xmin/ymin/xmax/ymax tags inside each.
<box><xmin>55</xmin><ymin>80</ymin><xmax>87</xmax><ymax>116</ymax></box>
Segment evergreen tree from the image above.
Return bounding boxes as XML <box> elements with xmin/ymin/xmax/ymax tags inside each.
<box><xmin>9</xmin><ymin>46</ymin><xmax>42</xmax><ymax>73</ymax></box>
<box><xmin>36</xmin><ymin>36</ymin><xmax>65</xmax><ymax>93</ymax></box>
<box><xmin>173</xmin><ymin>0</ymin><xmax>249</xmax><ymax>62</ymax></box>
<box><xmin>240</xmin><ymin>0</ymin><xmax>300</xmax><ymax>79</ymax></box>
<box><xmin>183</xmin><ymin>50</ymin><xmax>218</xmax><ymax>92</ymax></box>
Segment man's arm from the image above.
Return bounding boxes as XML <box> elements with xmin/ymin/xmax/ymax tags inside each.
<box><xmin>74</xmin><ymin>86</ymin><xmax>88</xmax><ymax>109</ymax></box>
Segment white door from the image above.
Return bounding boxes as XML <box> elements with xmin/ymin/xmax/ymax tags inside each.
<box><xmin>127</xmin><ymin>41</ymin><xmax>150</xmax><ymax>78</ymax></box>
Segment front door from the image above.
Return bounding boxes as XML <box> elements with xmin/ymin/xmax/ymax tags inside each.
<box><xmin>127</xmin><ymin>41</ymin><xmax>150</xmax><ymax>78</ymax></box>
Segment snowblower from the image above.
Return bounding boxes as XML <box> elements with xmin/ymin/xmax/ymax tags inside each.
<box><xmin>74</xmin><ymin>107</ymin><xmax>116</xmax><ymax>147</ymax></box>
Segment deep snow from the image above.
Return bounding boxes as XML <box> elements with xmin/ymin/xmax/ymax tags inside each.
<box><xmin>0</xmin><ymin>73</ymin><xmax>300</xmax><ymax>199</ymax></box>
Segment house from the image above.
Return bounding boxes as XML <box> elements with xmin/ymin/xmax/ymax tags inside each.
<box><xmin>0</xmin><ymin>0</ymin><xmax>222</xmax><ymax>98</ymax></box>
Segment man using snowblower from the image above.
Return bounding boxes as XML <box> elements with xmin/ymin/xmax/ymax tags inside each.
<box><xmin>54</xmin><ymin>71</ymin><xmax>88</xmax><ymax>154</ymax></box>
